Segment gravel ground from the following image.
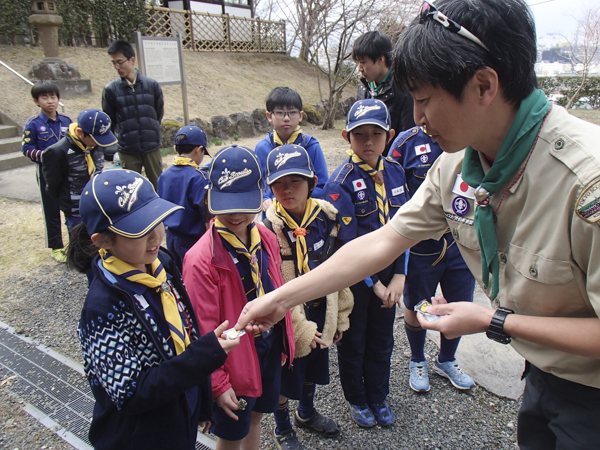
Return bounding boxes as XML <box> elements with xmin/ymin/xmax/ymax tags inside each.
<box><xmin>0</xmin><ymin>263</ymin><xmax>519</xmax><ymax>449</ymax></box>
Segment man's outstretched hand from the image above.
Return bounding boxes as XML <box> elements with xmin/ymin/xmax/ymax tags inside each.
<box><xmin>235</xmin><ymin>293</ymin><xmax>288</xmax><ymax>333</ymax></box>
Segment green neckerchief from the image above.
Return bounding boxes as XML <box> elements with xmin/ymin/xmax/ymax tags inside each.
<box><xmin>461</xmin><ymin>89</ymin><xmax>550</xmax><ymax>301</ymax></box>
<box><xmin>368</xmin><ymin>69</ymin><xmax>391</xmax><ymax>97</ymax></box>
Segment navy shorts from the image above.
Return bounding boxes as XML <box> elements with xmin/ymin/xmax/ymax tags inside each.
<box><xmin>281</xmin><ymin>299</ymin><xmax>329</xmax><ymax>399</ymax></box>
<box><xmin>211</xmin><ymin>325</ymin><xmax>283</xmax><ymax>441</ymax></box>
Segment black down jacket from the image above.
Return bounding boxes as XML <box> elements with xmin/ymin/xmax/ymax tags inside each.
<box><xmin>102</xmin><ymin>74</ymin><xmax>164</xmax><ymax>154</ymax></box>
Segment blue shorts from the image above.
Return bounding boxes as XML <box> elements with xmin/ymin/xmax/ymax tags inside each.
<box><xmin>281</xmin><ymin>299</ymin><xmax>329</xmax><ymax>399</ymax></box>
<box><xmin>211</xmin><ymin>325</ymin><xmax>283</xmax><ymax>441</ymax></box>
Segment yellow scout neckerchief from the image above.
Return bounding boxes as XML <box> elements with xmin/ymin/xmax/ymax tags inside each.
<box><xmin>99</xmin><ymin>248</ymin><xmax>190</xmax><ymax>354</ymax></box>
<box><xmin>69</xmin><ymin>122</ymin><xmax>95</xmax><ymax>177</ymax></box>
<box><xmin>215</xmin><ymin>219</ymin><xmax>265</xmax><ymax>297</ymax></box>
<box><xmin>274</xmin><ymin>198</ymin><xmax>321</xmax><ymax>275</ymax></box>
<box><xmin>349</xmin><ymin>150</ymin><xmax>388</xmax><ymax>225</ymax></box>
<box><xmin>274</xmin><ymin>126</ymin><xmax>302</xmax><ymax>146</ymax></box>
<box><xmin>172</xmin><ymin>156</ymin><xmax>199</xmax><ymax>168</ymax></box>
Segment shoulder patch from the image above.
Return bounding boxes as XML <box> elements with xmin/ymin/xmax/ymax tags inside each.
<box><xmin>576</xmin><ymin>178</ymin><xmax>600</xmax><ymax>223</ymax></box>
<box><xmin>333</xmin><ymin>163</ymin><xmax>354</xmax><ymax>184</ymax></box>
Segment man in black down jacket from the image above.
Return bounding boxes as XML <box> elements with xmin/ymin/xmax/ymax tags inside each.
<box><xmin>103</xmin><ymin>39</ymin><xmax>165</xmax><ymax>189</ymax></box>
<box><xmin>353</xmin><ymin>31</ymin><xmax>415</xmax><ymax>154</ymax></box>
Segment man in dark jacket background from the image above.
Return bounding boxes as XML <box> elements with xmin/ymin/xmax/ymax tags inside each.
<box><xmin>102</xmin><ymin>39</ymin><xmax>164</xmax><ymax>189</ymax></box>
<box><xmin>353</xmin><ymin>31</ymin><xmax>415</xmax><ymax>153</ymax></box>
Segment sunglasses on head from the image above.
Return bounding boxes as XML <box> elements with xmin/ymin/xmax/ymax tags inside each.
<box><xmin>419</xmin><ymin>1</ymin><xmax>489</xmax><ymax>52</ymax></box>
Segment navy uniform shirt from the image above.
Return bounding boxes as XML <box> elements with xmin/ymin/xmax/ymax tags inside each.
<box><xmin>157</xmin><ymin>165</ymin><xmax>209</xmax><ymax>239</ymax></box>
<box><xmin>324</xmin><ymin>156</ymin><xmax>409</xmax><ymax>284</ymax></box>
<box><xmin>21</xmin><ymin>111</ymin><xmax>72</xmax><ymax>163</ymax></box>
<box><xmin>388</xmin><ymin>127</ymin><xmax>468</xmax><ymax>263</ymax></box>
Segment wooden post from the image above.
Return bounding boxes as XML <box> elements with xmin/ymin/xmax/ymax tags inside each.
<box><xmin>226</xmin><ymin>14</ymin><xmax>231</xmax><ymax>52</ymax></box>
<box><xmin>282</xmin><ymin>20</ymin><xmax>286</xmax><ymax>54</ymax></box>
<box><xmin>257</xmin><ymin>18</ymin><xmax>261</xmax><ymax>52</ymax></box>
<box><xmin>188</xmin><ymin>9</ymin><xmax>195</xmax><ymax>51</ymax></box>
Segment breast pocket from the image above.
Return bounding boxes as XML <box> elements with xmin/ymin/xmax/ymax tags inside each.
<box><xmin>355</xmin><ymin>200</ymin><xmax>378</xmax><ymax>233</ymax></box>
<box><xmin>508</xmin><ymin>244</ymin><xmax>573</xmax><ymax>284</ymax></box>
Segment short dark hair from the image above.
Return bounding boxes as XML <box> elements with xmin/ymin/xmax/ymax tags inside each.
<box><xmin>266</xmin><ymin>87</ymin><xmax>302</xmax><ymax>111</ymax></box>
<box><xmin>352</xmin><ymin>31</ymin><xmax>393</xmax><ymax>66</ymax></box>
<box><xmin>392</xmin><ymin>0</ymin><xmax>537</xmax><ymax>104</ymax></box>
<box><xmin>108</xmin><ymin>39</ymin><xmax>136</xmax><ymax>59</ymax></box>
<box><xmin>175</xmin><ymin>144</ymin><xmax>204</xmax><ymax>155</ymax></box>
<box><xmin>31</xmin><ymin>81</ymin><xmax>60</xmax><ymax>100</ymax></box>
<box><xmin>66</xmin><ymin>222</ymin><xmax>116</xmax><ymax>274</ymax></box>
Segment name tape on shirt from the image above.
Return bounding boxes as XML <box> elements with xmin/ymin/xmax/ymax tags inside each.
<box><xmin>392</xmin><ymin>186</ymin><xmax>405</xmax><ymax>196</ymax></box>
<box><xmin>415</xmin><ymin>143</ymin><xmax>431</xmax><ymax>156</ymax></box>
<box><xmin>353</xmin><ymin>179</ymin><xmax>367</xmax><ymax>191</ymax></box>
<box><xmin>452</xmin><ymin>174</ymin><xmax>475</xmax><ymax>200</ymax></box>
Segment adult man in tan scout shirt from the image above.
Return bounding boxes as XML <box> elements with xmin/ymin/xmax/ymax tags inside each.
<box><xmin>236</xmin><ymin>0</ymin><xmax>600</xmax><ymax>447</ymax></box>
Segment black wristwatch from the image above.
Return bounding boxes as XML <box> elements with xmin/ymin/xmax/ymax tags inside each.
<box><xmin>486</xmin><ymin>307</ymin><xmax>514</xmax><ymax>344</ymax></box>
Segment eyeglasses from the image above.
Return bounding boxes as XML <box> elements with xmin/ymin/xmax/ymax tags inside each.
<box><xmin>110</xmin><ymin>59</ymin><xmax>129</xmax><ymax>68</ymax></box>
<box><xmin>271</xmin><ymin>110</ymin><xmax>301</xmax><ymax>119</ymax></box>
<box><xmin>419</xmin><ymin>1</ymin><xmax>489</xmax><ymax>52</ymax></box>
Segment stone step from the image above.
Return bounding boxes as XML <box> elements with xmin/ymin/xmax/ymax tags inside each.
<box><xmin>0</xmin><ymin>136</ymin><xmax>22</xmax><ymax>155</ymax></box>
<box><xmin>0</xmin><ymin>151</ymin><xmax>33</xmax><ymax>172</ymax></box>
<box><xmin>0</xmin><ymin>124</ymin><xmax>19</xmax><ymax>139</ymax></box>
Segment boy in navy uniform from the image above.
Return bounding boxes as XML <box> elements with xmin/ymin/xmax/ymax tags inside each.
<box><xmin>21</xmin><ymin>81</ymin><xmax>72</xmax><ymax>262</ymax></box>
<box><xmin>255</xmin><ymin>87</ymin><xmax>328</xmax><ymax>212</ymax></box>
<box><xmin>324</xmin><ymin>99</ymin><xmax>408</xmax><ymax>427</ymax></box>
<box><xmin>389</xmin><ymin>127</ymin><xmax>476</xmax><ymax>392</ymax></box>
<box><xmin>157</xmin><ymin>126</ymin><xmax>210</xmax><ymax>270</ymax></box>
<box><xmin>264</xmin><ymin>145</ymin><xmax>353</xmax><ymax>449</ymax></box>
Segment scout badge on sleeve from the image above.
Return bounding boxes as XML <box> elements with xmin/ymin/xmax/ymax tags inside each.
<box><xmin>414</xmin><ymin>300</ymin><xmax>446</xmax><ymax>322</ymax></box>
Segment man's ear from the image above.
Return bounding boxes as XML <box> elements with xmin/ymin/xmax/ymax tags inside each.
<box><xmin>91</xmin><ymin>233</ymin><xmax>112</xmax><ymax>250</ymax></box>
<box><xmin>130</xmin><ymin>56</ymin><xmax>136</xmax><ymax>66</ymax></box>
<box><xmin>265</xmin><ymin>111</ymin><xmax>273</xmax><ymax>124</ymax></box>
<box><xmin>342</xmin><ymin>129</ymin><xmax>350</xmax><ymax>143</ymax></box>
<box><xmin>75</xmin><ymin>127</ymin><xmax>85</xmax><ymax>139</ymax></box>
<box><xmin>474</xmin><ymin>67</ymin><xmax>499</xmax><ymax>107</ymax></box>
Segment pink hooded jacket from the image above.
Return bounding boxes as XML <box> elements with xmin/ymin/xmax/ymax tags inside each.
<box><xmin>183</xmin><ymin>222</ymin><xmax>295</xmax><ymax>399</ymax></box>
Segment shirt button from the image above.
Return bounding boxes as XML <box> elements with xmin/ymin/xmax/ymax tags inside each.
<box><xmin>306</xmin><ymin>229</ymin><xmax>310</xmax><ymax>234</ymax></box>
<box><xmin>452</xmin><ymin>229</ymin><xmax>459</xmax><ymax>240</ymax></box>
<box><xmin>554</xmin><ymin>139</ymin><xmax>565</xmax><ymax>150</ymax></box>
<box><xmin>361</xmin><ymin>209</ymin><xmax>365</xmax><ymax>213</ymax></box>
<box><xmin>529</xmin><ymin>267</ymin><xmax>538</xmax><ymax>277</ymax></box>
<box><xmin>493</xmin><ymin>299</ymin><xmax>501</xmax><ymax>308</ymax></box>
<box><xmin>499</xmin><ymin>254</ymin><xmax>507</xmax><ymax>263</ymax></box>
<box><xmin>308</xmin><ymin>247</ymin><xmax>312</xmax><ymax>252</ymax></box>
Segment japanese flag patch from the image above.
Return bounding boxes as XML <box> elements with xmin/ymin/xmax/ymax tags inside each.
<box><xmin>452</xmin><ymin>174</ymin><xmax>475</xmax><ymax>200</ymax></box>
<box><xmin>415</xmin><ymin>143</ymin><xmax>431</xmax><ymax>155</ymax></box>
<box><xmin>353</xmin><ymin>179</ymin><xmax>367</xmax><ymax>191</ymax></box>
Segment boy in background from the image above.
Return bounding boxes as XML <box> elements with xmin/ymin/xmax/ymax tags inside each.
<box><xmin>324</xmin><ymin>99</ymin><xmax>408</xmax><ymax>428</ymax></box>
<box><xmin>353</xmin><ymin>31</ymin><xmax>415</xmax><ymax>153</ymax></box>
<box><xmin>21</xmin><ymin>81</ymin><xmax>72</xmax><ymax>262</ymax></box>
<box><xmin>42</xmin><ymin>109</ymin><xmax>116</xmax><ymax>234</ymax></box>
<box><xmin>255</xmin><ymin>87</ymin><xmax>328</xmax><ymax>212</ymax></box>
<box><xmin>157</xmin><ymin>125</ymin><xmax>211</xmax><ymax>270</ymax></box>
<box><xmin>183</xmin><ymin>145</ymin><xmax>295</xmax><ymax>450</ymax></box>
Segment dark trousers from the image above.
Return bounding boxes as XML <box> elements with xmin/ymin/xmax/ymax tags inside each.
<box><xmin>518</xmin><ymin>363</ymin><xmax>600</xmax><ymax>450</ymax></box>
<box><xmin>337</xmin><ymin>276</ymin><xmax>395</xmax><ymax>405</ymax></box>
<box><xmin>36</xmin><ymin>164</ymin><xmax>63</xmax><ymax>250</ymax></box>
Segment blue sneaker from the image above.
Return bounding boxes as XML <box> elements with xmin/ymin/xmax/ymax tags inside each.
<box><xmin>434</xmin><ymin>356</ymin><xmax>475</xmax><ymax>390</ymax></box>
<box><xmin>349</xmin><ymin>403</ymin><xmax>376</xmax><ymax>428</ymax></box>
<box><xmin>409</xmin><ymin>360</ymin><xmax>431</xmax><ymax>393</ymax></box>
<box><xmin>369</xmin><ymin>400</ymin><xmax>395</xmax><ymax>426</ymax></box>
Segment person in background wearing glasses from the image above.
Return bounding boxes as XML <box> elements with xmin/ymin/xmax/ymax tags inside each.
<box><xmin>236</xmin><ymin>1</ymin><xmax>600</xmax><ymax>448</ymax></box>
<box><xmin>353</xmin><ymin>31</ymin><xmax>415</xmax><ymax>154</ymax></box>
<box><xmin>254</xmin><ymin>87</ymin><xmax>328</xmax><ymax>213</ymax></box>
<box><xmin>102</xmin><ymin>39</ymin><xmax>165</xmax><ymax>190</ymax></box>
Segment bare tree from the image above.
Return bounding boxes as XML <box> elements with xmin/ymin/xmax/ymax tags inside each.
<box><xmin>564</xmin><ymin>6</ymin><xmax>600</xmax><ymax>109</ymax></box>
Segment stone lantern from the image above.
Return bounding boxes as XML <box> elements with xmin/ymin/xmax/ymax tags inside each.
<box><xmin>28</xmin><ymin>0</ymin><xmax>92</xmax><ymax>97</ymax></box>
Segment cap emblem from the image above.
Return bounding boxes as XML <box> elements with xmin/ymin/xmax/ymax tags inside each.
<box><xmin>354</xmin><ymin>104</ymin><xmax>381</xmax><ymax>119</ymax></box>
<box><xmin>99</xmin><ymin>123</ymin><xmax>110</xmax><ymax>135</ymax></box>
<box><xmin>218</xmin><ymin>167</ymin><xmax>252</xmax><ymax>187</ymax></box>
<box><xmin>116</xmin><ymin>177</ymin><xmax>143</xmax><ymax>211</ymax></box>
<box><xmin>274</xmin><ymin>150</ymin><xmax>301</xmax><ymax>169</ymax></box>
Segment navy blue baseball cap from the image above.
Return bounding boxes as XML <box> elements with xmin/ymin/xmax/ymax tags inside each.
<box><xmin>80</xmin><ymin>169</ymin><xmax>183</xmax><ymax>238</ymax></box>
<box><xmin>208</xmin><ymin>145</ymin><xmax>263</xmax><ymax>214</ymax></box>
<box><xmin>346</xmin><ymin>99</ymin><xmax>391</xmax><ymax>132</ymax></box>
<box><xmin>175</xmin><ymin>126</ymin><xmax>210</xmax><ymax>156</ymax></box>
<box><xmin>77</xmin><ymin>109</ymin><xmax>117</xmax><ymax>147</ymax></box>
<box><xmin>266</xmin><ymin>144</ymin><xmax>315</xmax><ymax>185</ymax></box>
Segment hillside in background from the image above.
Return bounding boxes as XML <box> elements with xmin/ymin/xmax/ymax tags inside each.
<box><xmin>0</xmin><ymin>45</ymin><xmax>354</xmax><ymax>126</ymax></box>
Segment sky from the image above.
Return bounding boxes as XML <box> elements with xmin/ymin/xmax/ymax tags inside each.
<box><xmin>528</xmin><ymin>0</ymin><xmax>600</xmax><ymax>45</ymax></box>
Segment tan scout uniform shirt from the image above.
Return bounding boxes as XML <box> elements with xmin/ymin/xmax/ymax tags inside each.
<box><xmin>391</xmin><ymin>105</ymin><xmax>600</xmax><ymax>388</ymax></box>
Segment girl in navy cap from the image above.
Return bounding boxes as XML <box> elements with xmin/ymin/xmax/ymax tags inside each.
<box><xmin>264</xmin><ymin>144</ymin><xmax>353</xmax><ymax>449</ymax></box>
<box><xmin>67</xmin><ymin>169</ymin><xmax>239</xmax><ymax>450</ymax></box>
<box><xmin>182</xmin><ymin>145</ymin><xmax>295</xmax><ymax>450</ymax></box>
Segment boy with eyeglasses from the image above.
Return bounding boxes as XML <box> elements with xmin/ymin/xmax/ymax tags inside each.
<box><xmin>102</xmin><ymin>39</ymin><xmax>164</xmax><ymax>190</ymax></box>
<box><xmin>254</xmin><ymin>87</ymin><xmax>328</xmax><ymax>212</ymax></box>
<box><xmin>237</xmin><ymin>0</ymin><xmax>600</xmax><ymax>448</ymax></box>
